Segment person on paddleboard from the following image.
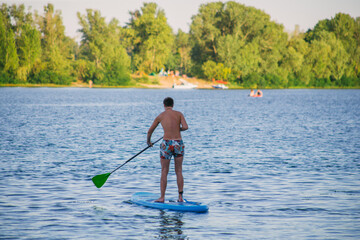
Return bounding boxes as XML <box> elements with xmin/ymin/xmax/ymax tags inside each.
<box><xmin>147</xmin><ymin>97</ymin><xmax>188</xmax><ymax>203</ymax></box>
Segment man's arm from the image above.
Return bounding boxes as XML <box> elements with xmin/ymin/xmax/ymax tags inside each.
<box><xmin>147</xmin><ymin>116</ymin><xmax>160</xmax><ymax>146</ymax></box>
<box><xmin>180</xmin><ymin>113</ymin><xmax>188</xmax><ymax>131</ymax></box>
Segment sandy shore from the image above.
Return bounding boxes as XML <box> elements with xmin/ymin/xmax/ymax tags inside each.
<box><xmin>137</xmin><ymin>76</ymin><xmax>212</xmax><ymax>89</ymax></box>
<box><xmin>0</xmin><ymin>76</ymin><xmax>213</xmax><ymax>89</ymax></box>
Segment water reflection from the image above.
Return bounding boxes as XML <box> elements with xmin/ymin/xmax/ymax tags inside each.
<box><xmin>1</xmin><ymin>89</ymin><xmax>359</xmax><ymax>239</ymax></box>
<box><xmin>157</xmin><ymin>211</ymin><xmax>187</xmax><ymax>240</ymax></box>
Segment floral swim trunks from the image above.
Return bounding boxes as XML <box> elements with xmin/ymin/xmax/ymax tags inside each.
<box><xmin>160</xmin><ymin>140</ymin><xmax>185</xmax><ymax>160</ymax></box>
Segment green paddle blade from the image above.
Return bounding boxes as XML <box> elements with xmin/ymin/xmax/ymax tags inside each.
<box><xmin>92</xmin><ymin>172</ymin><xmax>111</xmax><ymax>188</ymax></box>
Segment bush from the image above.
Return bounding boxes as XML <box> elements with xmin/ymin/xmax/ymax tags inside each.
<box><xmin>101</xmin><ymin>62</ymin><xmax>131</xmax><ymax>86</ymax></box>
<box><xmin>202</xmin><ymin>60</ymin><xmax>232</xmax><ymax>81</ymax></box>
<box><xmin>338</xmin><ymin>76</ymin><xmax>358</xmax><ymax>87</ymax></box>
<box><xmin>227</xmin><ymin>73</ymin><xmax>238</xmax><ymax>83</ymax></box>
<box><xmin>0</xmin><ymin>72</ymin><xmax>17</xmax><ymax>84</ymax></box>
<box><xmin>287</xmin><ymin>74</ymin><xmax>298</xmax><ymax>87</ymax></box>
<box><xmin>202</xmin><ymin>60</ymin><xmax>217</xmax><ymax>80</ymax></box>
<box><xmin>264</xmin><ymin>74</ymin><xmax>281</xmax><ymax>88</ymax></box>
<box><xmin>137</xmin><ymin>75</ymin><xmax>149</xmax><ymax>83</ymax></box>
<box><xmin>73</xmin><ymin>59</ymin><xmax>96</xmax><ymax>83</ymax></box>
<box><xmin>242</xmin><ymin>73</ymin><xmax>264</xmax><ymax>88</ymax></box>
<box><xmin>29</xmin><ymin>70</ymin><xmax>73</xmax><ymax>85</ymax></box>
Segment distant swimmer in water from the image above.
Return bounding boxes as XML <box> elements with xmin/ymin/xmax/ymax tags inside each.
<box><xmin>249</xmin><ymin>89</ymin><xmax>255</xmax><ymax>97</ymax></box>
<box><xmin>250</xmin><ymin>89</ymin><xmax>263</xmax><ymax>97</ymax></box>
<box><xmin>255</xmin><ymin>89</ymin><xmax>263</xmax><ymax>97</ymax></box>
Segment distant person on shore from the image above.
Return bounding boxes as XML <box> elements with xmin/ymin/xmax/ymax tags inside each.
<box><xmin>147</xmin><ymin>97</ymin><xmax>188</xmax><ymax>203</ymax></box>
<box><xmin>250</xmin><ymin>89</ymin><xmax>255</xmax><ymax>97</ymax></box>
<box><xmin>89</xmin><ymin>80</ymin><xmax>93</xmax><ymax>88</ymax></box>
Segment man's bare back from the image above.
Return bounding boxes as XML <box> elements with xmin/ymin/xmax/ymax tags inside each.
<box><xmin>147</xmin><ymin>107</ymin><xmax>188</xmax><ymax>143</ymax></box>
<box><xmin>159</xmin><ymin>108</ymin><xmax>187</xmax><ymax>139</ymax></box>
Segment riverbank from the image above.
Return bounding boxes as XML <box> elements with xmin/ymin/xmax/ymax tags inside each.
<box><xmin>0</xmin><ymin>76</ymin><xmax>213</xmax><ymax>89</ymax></box>
<box><xmin>1</xmin><ymin>77</ymin><xmax>359</xmax><ymax>89</ymax></box>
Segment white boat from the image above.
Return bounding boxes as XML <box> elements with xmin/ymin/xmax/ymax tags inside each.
<box><xmin>173</xmin><ymin>79</ymin><xmax>197</xmax><ymax>89</ymax></box>
<box><xmin>212</xmin><ymin>84</ymin><xmax>228</xmax><ymax>89</ymax></box>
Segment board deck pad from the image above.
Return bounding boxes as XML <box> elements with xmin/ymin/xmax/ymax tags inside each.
<box><xmin>131</xmin><ymin>192</ymin><xmax>209</xmax><ymax>213</ymax></box>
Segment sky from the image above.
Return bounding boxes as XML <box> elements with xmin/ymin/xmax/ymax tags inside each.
<box><xmin>4</xmin><ymin>0</ymin><xmax>360</xmax><ymax>41</ymax></box>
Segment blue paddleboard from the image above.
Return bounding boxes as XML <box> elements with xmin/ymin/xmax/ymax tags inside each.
<box><xmin>131</xmin><ymin>192</ymin><xmax>209</xmax><ymax>213</ymax></box>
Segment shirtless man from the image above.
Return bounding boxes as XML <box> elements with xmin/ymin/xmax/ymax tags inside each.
<box><xmin>147</xmin><ymin>97</ymin><xmax>188</xmax><ymax>203</ymax></box>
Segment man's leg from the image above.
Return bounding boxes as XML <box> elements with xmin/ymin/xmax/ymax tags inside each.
<box><xmin>155</xmin><ymin>158</ymin><xmax>170</xmax><ymax>203</ymax></box>
<box><xmin>174</xmin><ymin>156</ymin><xmax>184</xmax><ymax>202</ymax></box>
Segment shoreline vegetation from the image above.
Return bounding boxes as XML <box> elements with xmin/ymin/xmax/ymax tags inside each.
<box><xmin>1</xmin><ymin>2</ymin><xmax>359</xmax><ymax>89</ymax></box>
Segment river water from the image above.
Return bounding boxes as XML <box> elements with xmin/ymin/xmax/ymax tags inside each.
<box><xmin>0</xmin><ymin>88</ymin><xmax>359</xmax><ymax>239</ymax></box>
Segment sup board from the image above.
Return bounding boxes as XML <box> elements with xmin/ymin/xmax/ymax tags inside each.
<box><xmin>131</xmin><ymin>192</ymin><xmax>209</xmax><ymax>213</ymax></box>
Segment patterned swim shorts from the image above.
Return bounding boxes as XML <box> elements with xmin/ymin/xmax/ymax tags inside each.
<box><xmin>160</xmin><ymin>140</ymin><xmax>185</xmax><ymax>160</ymax></box>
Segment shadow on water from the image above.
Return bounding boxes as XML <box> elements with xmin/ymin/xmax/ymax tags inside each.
<box><xmin>157</xmin><ymin>211</ymin><xmax>187</xmax><ymax>240</ymax></box>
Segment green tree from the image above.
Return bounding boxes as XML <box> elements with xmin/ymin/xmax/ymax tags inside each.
<box><xmin>281</xmin><ymin>38</ymin><xmax>312</xmax><ymax>86</ymax></box>
<box><xmin>35</xmin><ymin>4</ymin><xmax>75</xmax><ymax>84</ymax></box>
<box><xmin>11</xmin><ymin>5</ymin><xmax>42</xmax><ymax>81</ymax></box>
<box><xmin>202</xmin><ymin>60</ymin><xmax>231</xmax><ymax>80</ymax></box>
<box><xmin>16</xmin><ymin>23</ymin><xmax>42</xmax><ymax>82</ymax></box>
<box><xmin>355</xmin><ymin>17</ymin><xmax>360</xmax><ymax>78</ymax></box>
<box><xmin>0</xmin><ymin>4</ymin><xmax>42</xmax><ymax>83</ymax></box>
<box><xmin>217</xmin><ymin>35</ymin><xmax>261</xmax><ymax>78</ymax></box>
<box><xmin>190</xmin><ymin>1</ymin><xmax>287</xmax><ymax>81</ymax></box>
<box><xmin>175</xmin><ymin>30</ymin><xmax>192</xmax><ymax>75</ymax></box>
<box><xmin>202</xmin><ymin>60</ymin><xmax>217</xmax><ymax>80</ymax></box>
<box><xmin>306</xmin><ymin>13</ymin><xmax>359</xmax><ymax>82</ymax></box>
<box><xmin>0</xmin><ymin>11</ymin><xmax>19</xmax><ymax>79</ymax></box>
<box><xmin>128</xmin><ymin>3</ymin><xmax>174</xmax><ymax>73</ymax></box>
<box><xmin>78</xmin><ymin>9</ymin><xmax>130</xmax><ymax>85</ymax></box>
<box><xmin>306</xmin><ymin>31</ymin><xmax>350</xmax><ymax>86</ymax></box>
<box><xmin>242</xmin><ymin>72</ymin><xmax>265</xmax><ymax>88</ymax></box>
<box><xmin>190</xmin><ymin>1</ymin><xmax>223</xmax><ymax>74</ymax></box>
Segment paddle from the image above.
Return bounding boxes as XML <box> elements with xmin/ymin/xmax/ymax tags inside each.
<box><xmin>92</xmin><ymin>137</ymin><xmax>163</xmax><ymax>188</ymax></box>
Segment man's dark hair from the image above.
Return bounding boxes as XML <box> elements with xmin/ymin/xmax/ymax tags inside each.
<box><xmin>163</xmin><ymin>97</ymin><xmax>174</xmax><ymax>107</ymax></box>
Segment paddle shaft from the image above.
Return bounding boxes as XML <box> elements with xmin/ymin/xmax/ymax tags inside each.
<box><xmin>110</xmin><ymin>137</ymin><xmax>163</xmax><ymax>174</ymax></box>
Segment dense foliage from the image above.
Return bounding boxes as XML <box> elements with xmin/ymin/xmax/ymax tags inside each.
<box><xmin>77</xmin><ymin>9</ymin><xmax>130</xmax><ymax>85</ymax></box>
<box><xmin>0</xmin><ymin>2</ymin><xmax>359</xmax><ymax>87</ymax></box>
<box><xmin>126</xmin><ymin>3</ymin><xmax>174</xmax><ymax>74</ymax></box>
<box><xmin>189</xmin><ymin>2</ymin><xmax>359</xmax><ymax>87</ymax></box>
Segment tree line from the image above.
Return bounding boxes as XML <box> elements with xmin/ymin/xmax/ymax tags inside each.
<box><xmin>0</xmin><ymin>2</ymin><xmax>359</xmax><ymax>87</ymax></box>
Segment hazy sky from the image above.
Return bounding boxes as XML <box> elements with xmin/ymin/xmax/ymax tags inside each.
<box><xmin>4</xmin><ymin>0</ymin><xmax>360</xmax><ymax>40</ymax></box>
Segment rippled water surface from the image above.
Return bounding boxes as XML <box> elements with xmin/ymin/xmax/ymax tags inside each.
<box><xmin>1</xmin><ymin>88</ymin><xmax>359</xmax><ymax>239</ymax></box>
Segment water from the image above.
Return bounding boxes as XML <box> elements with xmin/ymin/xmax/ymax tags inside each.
<box><xmin>0</xmin><ymin>88</ymin><xmax>359</xmax><ymax>239</ymax></box>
